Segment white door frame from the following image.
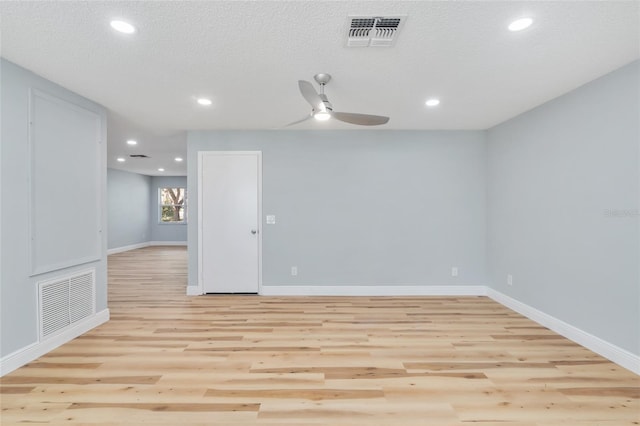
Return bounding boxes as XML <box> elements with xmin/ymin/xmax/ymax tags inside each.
<box><xmin>197</xmin><ymin>151</ymin><xmax>263</xmax><ymax>295</ymax></box>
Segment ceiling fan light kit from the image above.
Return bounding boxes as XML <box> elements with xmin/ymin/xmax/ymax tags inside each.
<box><xmin>287</xmin><ymin>73</ymin><xmax>390</xmax><ymax>127</ymax></box>
<box><xmin>314</xmin><ymin>111</ymin><xmax>331</xmax><ymax>121</ymax></box>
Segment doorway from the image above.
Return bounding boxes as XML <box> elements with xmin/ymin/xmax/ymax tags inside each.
<box><xmin>198</xmin><ymin>151</ymin><xmax>262</xmax><ymax>294</ymax></box>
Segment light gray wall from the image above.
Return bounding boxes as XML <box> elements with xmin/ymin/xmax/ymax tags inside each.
<box><xmin>107</xmin><ymin>168</ymin><xmax>151</xmax><ymax>250</ymax></box>
<box><xmin>487</xmin><ymin>60</ymin><xmax>639</xmax><ymax>355</ymax></box>
<box><xmin>1</xmin><ymin>58</ymin><xmax>107</xmax><ymax>357</ymax></box>
<box><xmin>150</xmin><ymin>176</ymin><xmax>188</xmax><ymax>242</ymax></box>
<box><xmin>188</xmin><ymin>130</ymin><xmax>487</xmax><ymax>288</ymax></box>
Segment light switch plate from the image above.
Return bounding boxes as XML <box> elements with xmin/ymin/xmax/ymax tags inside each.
<box><xmin>266</xmin><ymin>215</ymin><xmax>276</xmax><ymax>224</ymax></box>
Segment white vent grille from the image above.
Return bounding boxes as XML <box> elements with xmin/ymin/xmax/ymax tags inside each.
<box><xmin>347</xmin><ymin>16</ymin><xmax>406</xmax><ymax>47</ymax></box>
<box><xmin>39</xmin><ymin>269</ymin><xmax>95</xmax><ymax>339</ymax></box>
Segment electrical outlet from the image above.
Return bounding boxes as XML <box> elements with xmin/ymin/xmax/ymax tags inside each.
<box><xmin>291</xmin><ymin>266</ymin><xmax>298</xmax><ymax>276</ymax></box>
<box><xmin>507</xmin><ymin>274</ymin><xmax>513</xmax><ymax>286</ymax></box>
<box><xmin>451</xmin><ymin>267</ymin><xmax>458</xmax><ymax>277</ymax></box>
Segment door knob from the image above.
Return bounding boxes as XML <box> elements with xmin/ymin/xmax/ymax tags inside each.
<box><xmin>251</xmin><ymin>229</ymin><xmax>257</xmax><ymax>235</ymax></box>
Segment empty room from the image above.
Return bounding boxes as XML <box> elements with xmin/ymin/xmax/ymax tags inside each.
<box><xmin>0</xmin><ymin>1</ymin><xmax>638</xmax><ymax>424</ymax></box>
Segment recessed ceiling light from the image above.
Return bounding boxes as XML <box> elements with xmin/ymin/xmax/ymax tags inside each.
<box><xmin>425</xmin><ymin>99</ymin><xmax>440</xmax><ymax>107</ymax></box>
<box><xmin>110</xmin><ymin>20</ymin><xmax>136</xmax><ymax>34</ymax></box>
<box><xmin>175</xmin><ymin>157</ymin><xmax>183</xmax><ymax>162</ymax></box>
<box><xmin>116</xmin><ymin>157</ymin><xmax>126</xmax><ymax>162</ymax></box>
<box><xmin>158</xmin><ymin>168</ymin><xmax>165</xmax><ymax>172</ymax></box>
<box><xmin>196</xmin><ymin>98</ymin><xmax>212</xmax><ymax>106</ymax></box>
<box><xmin>314</xmin><ymin>111</ymin><xmax>331</xmax><ymax>121</ymax></box>
<box><xmin>508</xmin><ymin>17</ymin><xmax>533</xmax><ymax>32</ymax></box>
<box><xmin>126</xmin><ymin>139</ymin><xmax>137</xmax><ymax>145</ymax></box>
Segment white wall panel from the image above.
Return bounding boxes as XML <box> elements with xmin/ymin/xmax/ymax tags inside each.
<box><xmin>29</xmin><ymin>90</ymin><xmax>102</xmax><ymax>275</ymax></box>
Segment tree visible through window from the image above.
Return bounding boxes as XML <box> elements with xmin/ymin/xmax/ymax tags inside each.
<box><xmin>160</xmin><ymin>188</ymin><xmax>186</xmax><ymax>223</ymax></box>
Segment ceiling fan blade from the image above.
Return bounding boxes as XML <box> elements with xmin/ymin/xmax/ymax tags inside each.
<box><xmin>298</xmin><ymin>80</ymin><xmax>325</xmax><ymax>111</ymax></box>
<box><xmin>332</xmin><ymin>111</ymin><xmax>390</xmax><ymax>126</ymax></box>
<box><xmin>283</xmin><ymin>114</ymin><xmax>313</xmax><ymax>127</ymax></box>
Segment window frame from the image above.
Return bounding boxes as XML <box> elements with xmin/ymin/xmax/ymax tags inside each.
<box><xmin>158</xmin><ymin>187</ymin><xmax>187</xmax><ymax>225</ymax></box>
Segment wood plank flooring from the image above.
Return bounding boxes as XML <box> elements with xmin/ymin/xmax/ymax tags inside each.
<box><xmin>1</xmin><ymin>246</ymin><xmax>638</xmax><ymax>425</ymax></box>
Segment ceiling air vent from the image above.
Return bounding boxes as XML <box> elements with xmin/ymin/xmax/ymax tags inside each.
<box><xmin>347</xmin><ymin>16</ymin><xmax>406</xmax><ymax>47</ymax></box>
<box><xmin>130</xmin><ymin>154</ymin><xmax>150</xmax><ymax>158</ymax></box>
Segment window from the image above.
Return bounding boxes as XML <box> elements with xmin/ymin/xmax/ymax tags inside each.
<box><xmin>159</xmin><ymin>188</ymin><xmax>186</xmax><ymax>223</ymax></box>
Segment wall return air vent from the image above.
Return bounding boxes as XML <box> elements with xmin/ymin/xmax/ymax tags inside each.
<box><xmin>38</xmin><ymin>269</ymin><xmax>95</xmax><ymax>340</ymax></box>
<box><xmin>347</xmin><ymin>15</ymin><xmax>406</xmax><ymax>47</ymax></box>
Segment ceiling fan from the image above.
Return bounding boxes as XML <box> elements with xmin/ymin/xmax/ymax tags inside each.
<box><xmin>286</xmin><ymin>73</ymin><xmax>390</xmax><ymax>127</ymax></box>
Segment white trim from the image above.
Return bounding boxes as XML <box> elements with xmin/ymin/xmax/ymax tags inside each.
<box><xmin>107</xmin><ymin>242</ymin><xmax>149</xmax><ymax>255</ymax></box>
<box><xmin>197</xmin><ymin>152</ymin><xmax>204</xmax><ymax>295</ymax></box>
<box><xmin>259</xmin><ymin>285</ymin><xmax>639</xmax><ymax>374</ymax></box>
<box><xmin>487</xmin><ymin>288</ymin><xmax>640</xmax><ymax>375</ymax></box>
<box><xmin>107</xmin><ymin>241</ymin><xmax>187</xmax><ymax>255</ymax></box>
<box><xmin>186</xmin><ymin>286</ymin><xmax>202</xmax><ymax>296</ymax></box>
<box><xmin>260</xmin><ymin>285</ymin><xmax>488</xmax><ymax>296</ymax></box>
<box><xmin>2</xmin><ymin>285</ymin><xmax>637</xmax><ymax>376</ymax></box>
<box><xmin>0</xmin><ymin>308</ymin><xmax>109</xmax><ymax>377</ymax></box>
<box><xmin>257</xmin><ymin>153</ymin><xmax>263</xmax><ymax>296</ymax></box>
<box><xmin>148</xmin><ymin>241</ymin><xmax>187</xmax><ymax>246</ymax></box>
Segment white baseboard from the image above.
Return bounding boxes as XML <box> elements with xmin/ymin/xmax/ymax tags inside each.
<box><xmin>487</xmin><ymin>288</ymin><xmax>640</xmax><ymax>375</ymax></box>
<box><xmin>108</xmin><ymin>241</ymin><xmax>187</xmax><ymax>255</ymax></box>
<box><xmin>149</xmin><ymin>241</ymin><xmax>187</xmax><ymax>246</ymax></box>
<box><xmin>3</xmin><ymin>284</ymin><xmax>636</xmax><ymax>377</ymax></box>
<box><xmin>0</xmin><ymin>309</ymin><xmax>110</xmax><ymax>377</ymax></box>
<box><xmin>186</xmin><ymin>286</ymin><xmax>202</xmax><ymax>296</ymax></box>
<box><xmin>107</xmin><ymin>242</ymin><xmax>149</xmax><ymax>255</ymax></box>
<box><xmin>260</xmin><ymin>285</ymin><xmax>488</xmax><ymax>296</ymax></box>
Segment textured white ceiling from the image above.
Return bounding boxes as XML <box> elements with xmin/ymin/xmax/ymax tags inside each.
<box><xmin>1</xmin><ymin>1</ymin><xmax>638</xmax><ymax>176</ymax></box>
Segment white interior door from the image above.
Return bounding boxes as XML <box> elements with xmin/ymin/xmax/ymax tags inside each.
<box><xmin>199</xmin><ymin>152</ymin><xmax>261</xmax><ymax>293</ymax></box>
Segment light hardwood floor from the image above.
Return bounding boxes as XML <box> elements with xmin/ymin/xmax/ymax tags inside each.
<box><xmin>1</xmin><ymin>246</ymin><xmax>638</xmax><ymax>425</ymax></box>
